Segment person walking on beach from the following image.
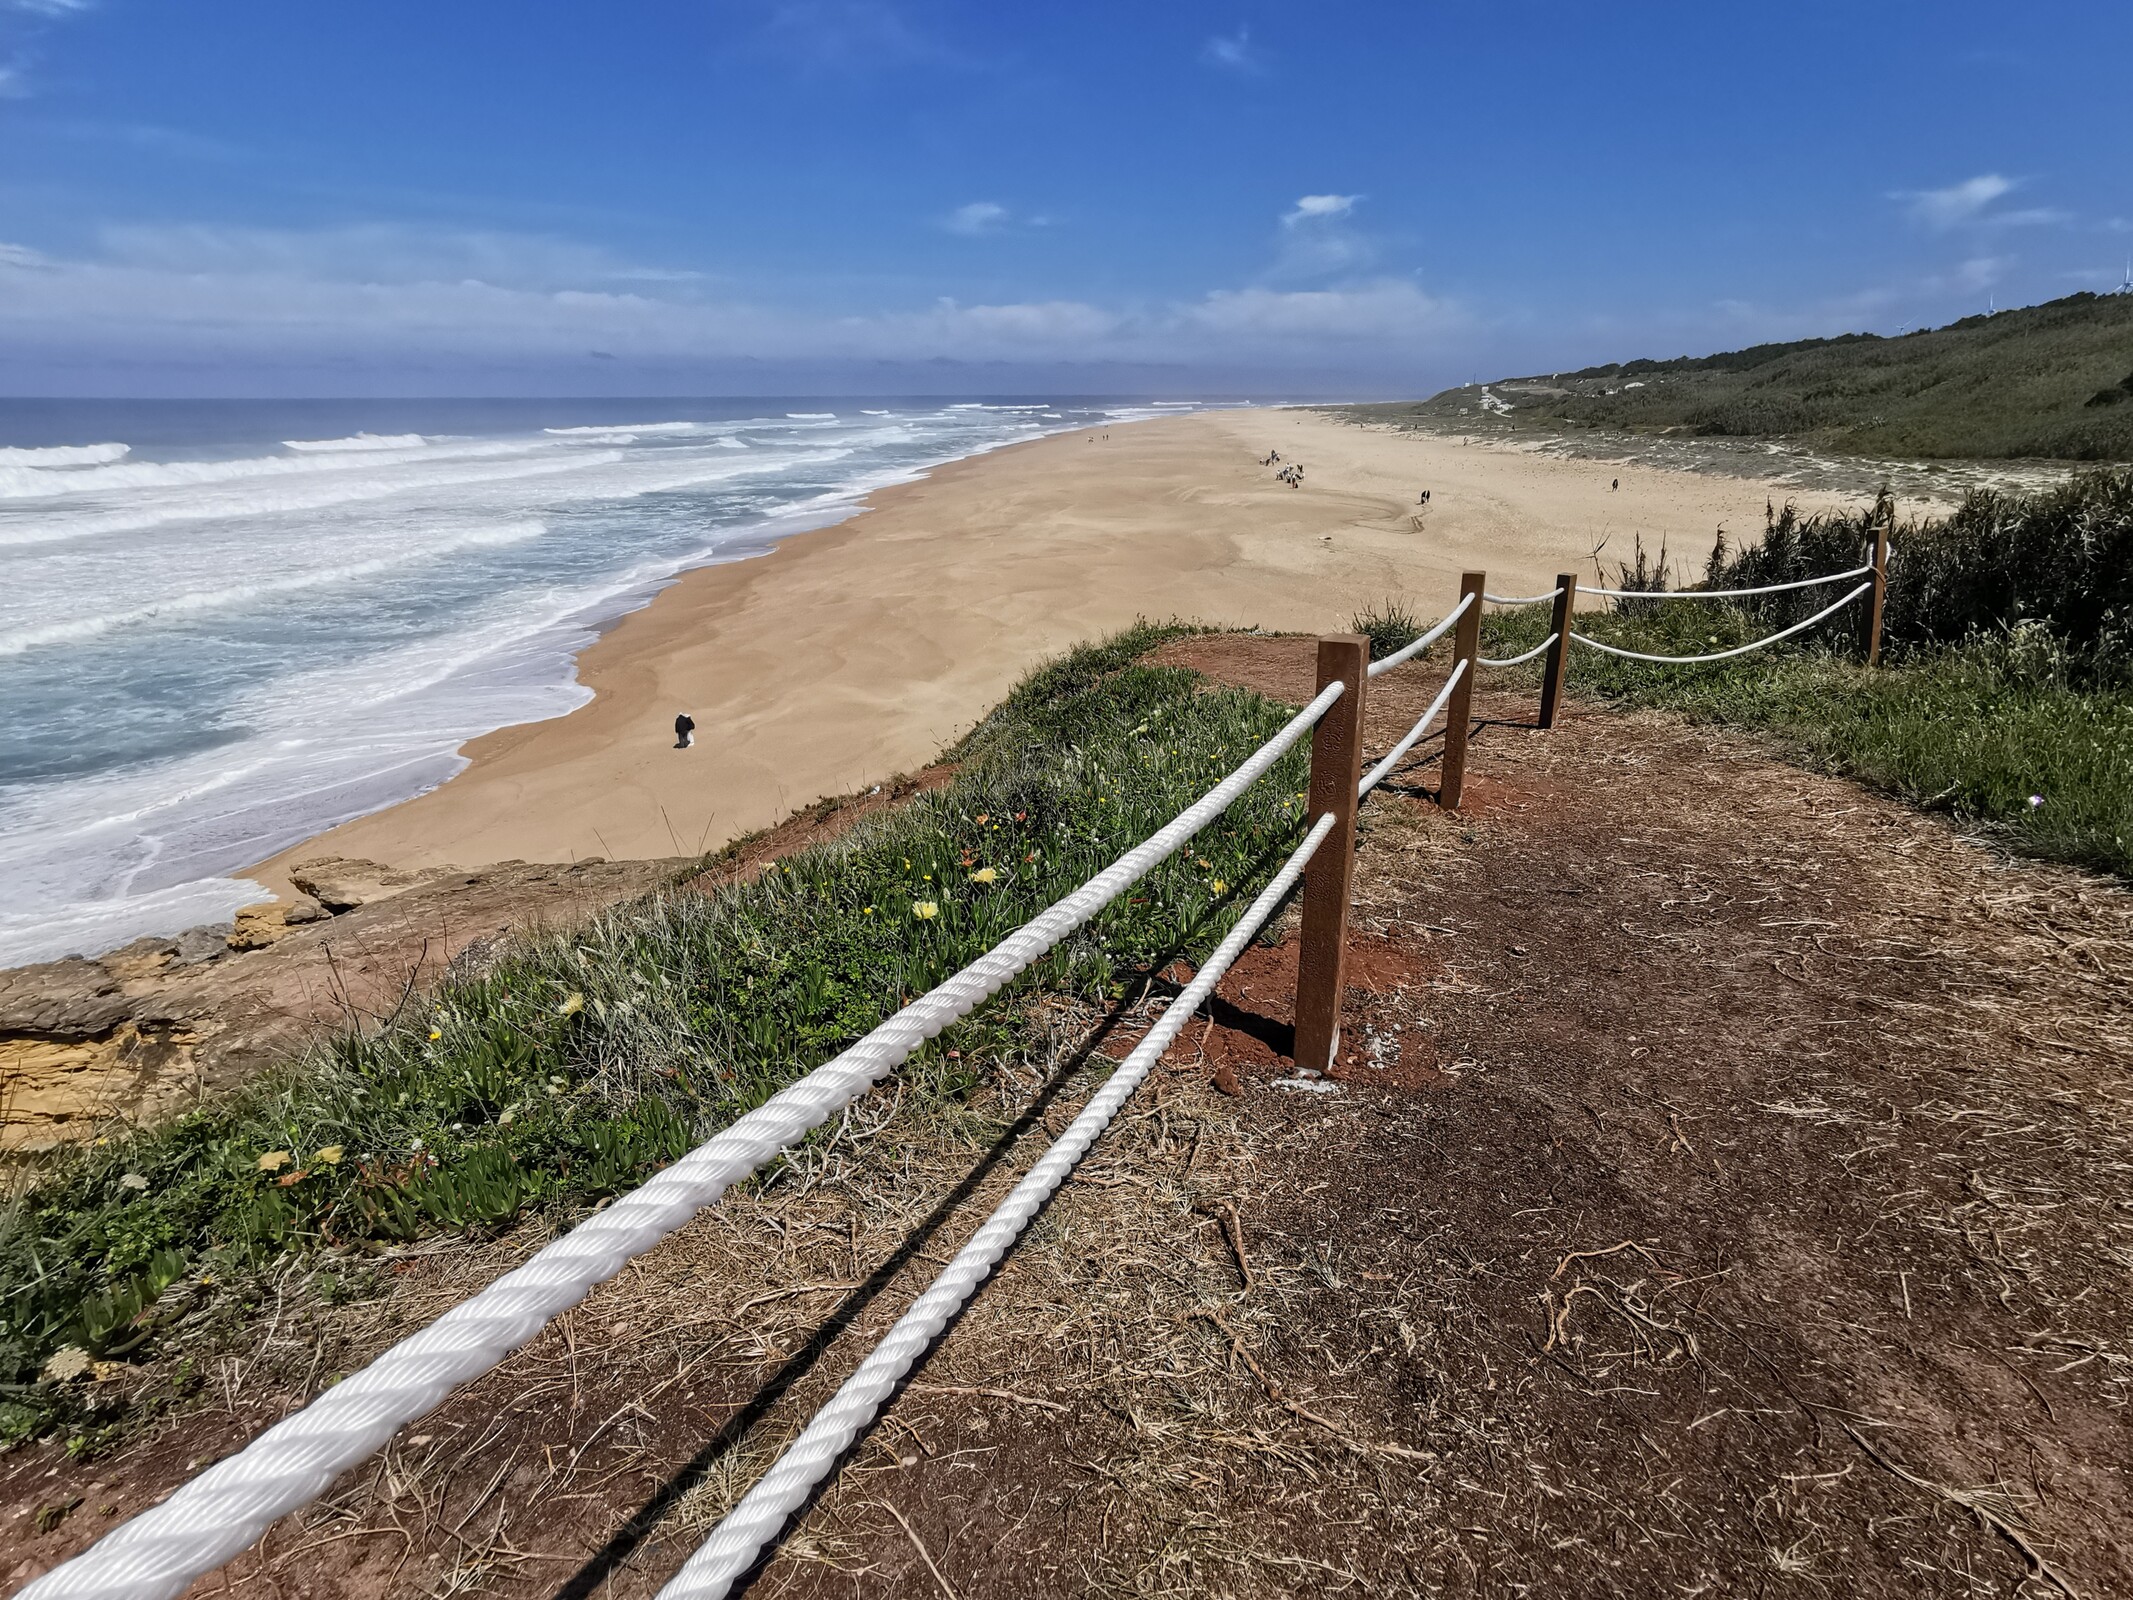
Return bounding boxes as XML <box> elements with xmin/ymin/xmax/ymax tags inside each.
<box><xmin>674</xmin><ymin>711</ymin><xmax>695</xmax><ymax>749</ymax></box>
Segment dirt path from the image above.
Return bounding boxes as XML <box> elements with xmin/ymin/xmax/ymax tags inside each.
<box><xmin>9</xmin><ymin>649</ymin><xmax>2130</xmax><ymax>1597</ymax></box>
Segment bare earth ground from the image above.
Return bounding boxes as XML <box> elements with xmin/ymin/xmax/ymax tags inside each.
<box><xmin>8</xmin><ymin>653</ymin><xmax>2132</xmax><ymax>1597</ymax></box>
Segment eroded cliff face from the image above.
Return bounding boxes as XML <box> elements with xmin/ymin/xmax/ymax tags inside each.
<box><xmin>0</xmin><ymin>856</ymin><xmax>680</xmax><ymax>1152</ymax></box>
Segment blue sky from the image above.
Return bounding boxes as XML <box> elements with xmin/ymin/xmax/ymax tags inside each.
<box><xmin>2</xmin><ymin>0</ymin><xmax>2127</xmax><ymax>397</ymax></box>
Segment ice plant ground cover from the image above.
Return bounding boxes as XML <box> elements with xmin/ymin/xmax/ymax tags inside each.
<box><xmin>0</xmin><ymin>621</ymin><xmax>1315</xmax><ymax>1447</ymax></box>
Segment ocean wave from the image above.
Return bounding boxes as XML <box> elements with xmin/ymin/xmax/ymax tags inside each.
<box><xmin>0</xmin><ymin>442</ymin><xmax>131</xmax><ymax>467</ymax></box>
<box><xmin>715</xmin><ymin>436</ymin><xmax>747</xmax><ymax>449</ymax></box>
<box><xmin>0</xmin><ymin>436</ymin><xmax>555</xmax><ymax>503</ymax></box>
<box><xmin>0</xmin><ymin>520</ymin><xmax>547</xmax><ymax>656</ymax></box>
<box><xmin>785</xmin><ymin>412</ymin><xmax>836</xmax><ymax>420</ymax></box>
<box><xmin>860</xmin><ymin>409</ymin><xmax>893</xmax><ymax>416</ymax></box>
<box><xmin>281</xmin><ymin>432</ymin><xmax>426</xmax><ymax>452</ymax></box>
<box><xmin>544</xmin><ymin>421</ymin><xmax>703</xmax><ymax>436</ymax></box>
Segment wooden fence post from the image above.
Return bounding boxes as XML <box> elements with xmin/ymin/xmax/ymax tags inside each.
<box><xmin>1538</xmin><ymin>573</ymin><xmax>1578</xmax><ymax>730</ymax></box>
<box><xmin>1438</xmin><ymin>571</ymin><xmax>1486</xmax><ymax>809</ymax></box>
<box><xmin>1292</xmin><ymin>635</ymin><xmax>1367</xmax><ymax>1078</ymax></box>
<box><xmin>1866</xmin><ymin>505</ymin><xmax>1891</xmax><ymax>668</ymax></box>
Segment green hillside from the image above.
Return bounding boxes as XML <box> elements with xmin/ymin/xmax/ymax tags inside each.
<box><xmin>1345</xmin><ymin>291</ymin><xmax>2133</xmax><ymax>461</ymax></box>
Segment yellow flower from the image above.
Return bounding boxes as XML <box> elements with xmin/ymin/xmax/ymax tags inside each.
<box><xmin>1211</xmin><ymin>879</ymin><xmax>1227</xmax><ymax>895</ymax></box>
<box><xmin>912</xmin><ymin>900</ymin><xmax>940</xmax><ymax>920</ymax></box>
<box><xmin>257</xmin><ymin>1150</ymin><xmax>292</xmax><ymax>1173</ymax></box>
<box><xmin>863</xmin><ymin>906</ymin><xmax>876</xmax><ymax>915</ymax></box>
<box><xmin>969</xmin><ymin>867</ymin><xmax>998</xmax><ymax>884</ymax></box>
<box><xmin>427</xmin><ymin>1028</ymin><xmax>442</xmax><ymax>1041</ymax></box>
<box><xmin>315</xmin><ymin>1145</ymin><xmax>344</xmax><ymax>1166</ymax></box>
<box><xmin>558</xmin><ymin>991</ymin><xmax>585</xmax><ymax>1017</ymax></box>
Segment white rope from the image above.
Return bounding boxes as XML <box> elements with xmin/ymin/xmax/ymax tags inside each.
<box><xmin>1478</xmin><ymin>633</ymin><xmax>1558</xmax><ymax>669</ymax></box>
<box><xmin>1366</xmin><ymin>590</ymin><xmax>1473</xmax><ymax>679</ymax></box>
<box><xmin>1569</xmin><ymin>581</ymin><xmax>1872</xmax><ymax>664</ymax></box>
<box><xmin>653</xmin><ymin>812</ymin><xmax>1340</xmax><ymax>1600</ymax></box>
<box><xmin>1481</xmin><ymin>587</ymin><xmax>1563</xmax><ymax>606</ymax></box>
<box><xmin>1580</xmin><ymin>564</ymin><xmax>1874</xmax><ymax>602</ymax></box>
<box><xmin>18</xmin><ymin>683</ymin><xmax>1345</xmax><ymax>1600</ymax></box>
<box><xmin>1358</xmin><ymin>660</ymin><xmax>1466</xmax><ymax>799</ymax></box>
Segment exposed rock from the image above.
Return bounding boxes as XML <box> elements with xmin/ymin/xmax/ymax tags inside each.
<box><xmin>0</xmin><ymin>958</ymin><xmax>131</xmax><ymax>1039</ymax></box>
<box><xmin>0</xmin><ymin>1020</ymin><xmax>197</xmax><ymax>1151</ymax></box>
<box><xmin>227</xmin><ymin>896</ymin><xmax>329</xmax><ymax>952</ymax></box>
<box><xmin>2</xmin><ymin>855</ymin><xmax>683</xmax><ymax>1153</ymax></box>
<box><xmin>169</xmin><ymin>927</ymin><xmax>231</xmax><ymax>966</ymax></box>
<box><xmin>288</xmin><ymin>856</ymin><xmax>428</xmax><ymax>913</ymax></box>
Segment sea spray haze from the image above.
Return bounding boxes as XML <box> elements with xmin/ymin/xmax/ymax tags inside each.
<box><xmin>0</xmin><ymin>398</ymin><xmax>1178</xmax><ymax>966</ymax></box>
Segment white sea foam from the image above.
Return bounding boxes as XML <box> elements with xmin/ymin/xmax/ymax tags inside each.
<box><xmin>0</xmin><ymin>436</ymin><xmax>549</xmax><ymax>504</ymax></box>
<box><xmin>786</xmin><ymin>412</ymin><xmax>836</xmax><ymax>420</ymax></box>
<box><xmin>0</xmin><ymin>441</ymin><xmax>130</xmax><ymax>467</ymax></box>
<box><xmin>0</xmin><ymin>521</ymin><xmax>547</xmax><ymax>656</ymax></box>
<box><xmin>281</xmin><ymin>432</ymin><xmax>426</xmax><ymax>452</ymax></box>
<box><xmin>860</xmin><ymin>409</ymin><xmax>893</xmax><ymax>416</ymax></box>
<box><xmin>543</xmin><ymin>421</ymin><xmax>704</xmax><ymax>436</ymax></box>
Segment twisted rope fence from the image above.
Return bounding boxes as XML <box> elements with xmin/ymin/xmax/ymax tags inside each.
<box><xmin>20</xmin><ymin>526</ymin><xmax>1889</xmax><ymax>1600</ymax></box>
<box><xmin>19</xmin><ymin>686</ymin><xmax>1344</xmax><ymax>1600</ymax></box>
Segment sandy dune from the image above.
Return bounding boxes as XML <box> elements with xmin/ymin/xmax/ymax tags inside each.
<box><xmin>251</xmin><ymin>409</ymin><xmax>1869</xmax><ymax>888</ymax></box>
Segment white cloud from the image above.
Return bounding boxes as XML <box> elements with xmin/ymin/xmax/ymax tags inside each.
<box><xmin>1985</xmin><ymin>207</ymin><xmax>2070</xmax><ymax>229</ymax></box>
<box><xmin>0</xmin><ymin>221</ymin><xmax>1471</xmax><ymax>382</ymax></box>
<box><xmin>1184</xmin><ymin>278</ymin><xmax>1452</xmax><ymax>340</ymax></box>
<box><xmin>944</xmin><ymin>201</ymin><xmax>1009</xmax><ymax>236</ymax></box>
<box><xmin>1284</xmin><ymin>193</ymin><xmax>1361</xmax><ymax>228</ymax></box>
<box><xmin>1897</xmin><ymin>174</ymin><xmax>2015</xmax><ymax>229</ymax></box>
<box><xmin>1203</xmin><ymin>26</ymin><xmax>1261</xmax><ymax>74</ymax></box>
<box><xmin>6</xmin><ymin>1</ymin><xmax>96</xmax><ymax>13</ymax></box>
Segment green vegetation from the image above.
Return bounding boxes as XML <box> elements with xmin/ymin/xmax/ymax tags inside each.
<box><xmin>0</xmin><ymin>622</ymin><xmax>1315</xmax><ymax>1446</ymax></box>
<box><xmin>1340</xmin><ymin>290</ymin><xmax>2133</xmax><ymax>461</ymax></box>
<box><xmin>1352</xmin><ymin>596</ymin><xmax>1428</xmax><ymax>659</ymax></box>
<box><xmin>1477</xmin><ymin>469</ymin><xmax>2133</xmax><ymax>877</ymax></box>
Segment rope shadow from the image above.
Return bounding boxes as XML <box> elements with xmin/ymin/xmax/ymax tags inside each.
<box><xmin>549</xmin><ymin>831</ymin><xmax>1309</xmax><ymax>1598</ymax></box>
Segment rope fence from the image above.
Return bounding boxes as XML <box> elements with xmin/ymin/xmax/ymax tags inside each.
<box><xmin>1569</xmin><ymin>581</ymin><xmax>1872</xmax><ymax>664</ymax></box>
<box><xmin>1365</xmin><ymin>589</ymin><xmax>1471</xmax><ymax>679</ymax></box>
<box><xmin>18</xmin><ymin>685</ymin><xmax>1345</xmax><ymax>1600</ymax></box>
<box><xmin>1577</xmin><ymin>562</ymin><xmax>1873</xmax><ymax>602</ymax></box>
<box><xmin>1478</xmin><ymin>632</ymin><xmax>1559</xmax><ymax>669</ymax></box>
<box><xmin>655</xmin><ymin>814</ymin><xmax>1338</xmax><ymax>1599</ymax></box>
<box><xmin>19</xmin><ymin>520</ymin><xmax>1891</xmax><ymax>1600</ymax></box>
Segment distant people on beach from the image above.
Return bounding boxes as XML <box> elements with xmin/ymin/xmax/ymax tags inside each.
<box><xmin>674</xmin><ymin>712</ymin><xmax>695</xmax><ymax>749</ymax></box>
<box><xmin>1612</xmin><ymin>478</ymin><xmax>1619</xmax><ymax>491</ymax></box>
<box><xmin>1416</xmin><ymin>489</ymin><xmax>1432</xmax><ymax>506</ymax></box>
<box><xmin>1276</xmin><ymin>465</ymin><xmax>1304</xmax><ymax>488</ymax></box>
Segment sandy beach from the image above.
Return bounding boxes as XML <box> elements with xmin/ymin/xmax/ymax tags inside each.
<box><xmin>250</xmin><ymin>408</ymin><xmax>1874</xmax><ymax>891</ymax></box>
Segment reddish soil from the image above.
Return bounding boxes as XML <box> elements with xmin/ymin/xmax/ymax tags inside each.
<box><xmin>7</xmin><ymin>645</ymin><xmax>2130</xmax><ymax>1599</ymax></box>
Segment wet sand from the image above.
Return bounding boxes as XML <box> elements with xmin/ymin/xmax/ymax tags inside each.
<box><xmin>249</xmin><ymin>408</ymin><xmax>1870</xmax><ymax>890</ymax></box>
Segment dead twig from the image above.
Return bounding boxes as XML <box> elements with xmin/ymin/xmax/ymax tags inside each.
<box><xmin>1213</xmin><ymin>1199</ymin><xmax>1256</xmax><ymax>1292</ymax></box>
<box><xmin>1839</xmin><ymin>1420</ymin><xmax>2082</xmax><ymax>1599</ymax></box>
<box><xmin>878</xmin><ymin>1499</ymin><xmax>959</xmax><ymax>1600</ymax></box>
<box><xmin>905</xmin><ymin>1382</ymin><xmax>1067</xmax><ymax>1414</ymax></box>
<box><xmin>1198</xmin><ymin>1310</ymin><xmax>1433</xmax><ymax>1463</ymax></box>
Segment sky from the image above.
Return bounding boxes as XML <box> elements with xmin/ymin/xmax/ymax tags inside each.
<box><xmin>1</xmin><ymin>0</ymin><xmax>2128</xmax><ymax>398</ymax></box>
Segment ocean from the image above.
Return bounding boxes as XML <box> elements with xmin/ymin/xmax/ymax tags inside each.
<box><xmin>0</xmin><ymin>397</ymin><xmax>1197</xmax><ymax>967</ymax></box>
